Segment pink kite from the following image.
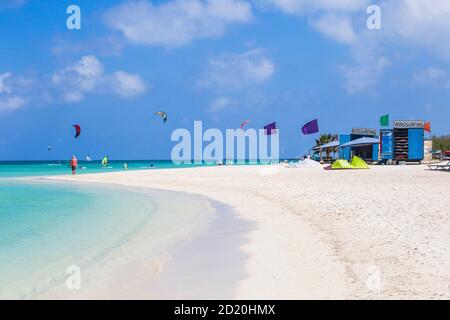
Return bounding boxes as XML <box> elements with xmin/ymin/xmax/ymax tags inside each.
<box><xmin>240</xmin><ymin>120</ymin><xmax>251</xmax><ymax>129</ymax></box>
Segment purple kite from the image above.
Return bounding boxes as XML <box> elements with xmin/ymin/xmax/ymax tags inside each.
<box><xmin>264</xmin><ymin>122</ymin><xmax>277</xmax><ymax>135</ymax></box>
<box><xmin>301</xmin><ymin>119</ymin><xmax>319</xmax><ymax>135</ymax></box>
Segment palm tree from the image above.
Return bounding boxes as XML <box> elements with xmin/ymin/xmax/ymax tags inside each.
<box><xmin>315</xmin><ymin>134</ymin><xmax>338</xmax><ymax>162</ymax></box>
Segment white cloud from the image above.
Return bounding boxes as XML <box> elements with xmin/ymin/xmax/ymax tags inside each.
<box><xmin>413</xmin><ymin>68</ymin><xmax>447</xmax><ymax>83</ymax></box>
<box><xmin>383</xmin><ymin>0</ymin><xmax>450</xmax><ymax>60</ymax></box>
<box><xmin>342</xmin><ymin>56</ymin><xmax>390</xmax><ymax>94</ymax></box>
<box><xmin>412</xmin><ymin>67</ymin><xmax>450</xmax><ymax>90</ymax></box>
<box><xmin>112</xmin><ymin>71</ymin><xmax>147</xmax><ymax>98</ymax></box>
<box><xmin>1</xmin><ymin>56</ymin><xmax>147</xmax><ymax>111</ymax></box>
<box><xmin>0</xmin><ymin>96</ymin><xmax>26</xmax><ymax>112</ymax></box>
<box><xmin>0</xmin><ymin>72</ymin><xmax>27</xmax><ymax>112</ymax></box>
<box><xmin>258</xmin><ymin>0</ymin><xmax>368</xmax><ymax>44</ymax></box>
<box><xmin>69</xmin><ymin>55</ymin><xmax>104</xmax><ymax>78</ymax></box>
<box><xmin>274</xmin><ymin>1</ymin><xmax>450</xmax><ymax>61</ymax></box>
<box><xmin>62</xmin><ymin>91</ymin><xmax>84</xmax><ymax>103</ymax></box>
<box><xmin>207</xmin><ymin>96</ymin><xmax>234</xmax><ymax>113</ymax></box>
<box><xmin>344</xmin><ymin>0</ymin><xmax>450</xmax><ymax>93</ymax></box>
<box><xmin>311</xmin><ymin>14</ymin><xmax>356</xmax><ymax>44</ymax></box>
<box><xmin>0</xmin><ymin>73</ymin><xmax>12</xmax><ymax>94</ymax></box>
<box><xmin>52</xmin><ymin>36</ymin><xmax>125</xmax><ymax>57</ymax></box>
<box><xmin>426</xmin><ymin>68</ymin><xmax>447</xmax><ymax>80</ymax></box>
<box><xmin>260</xmin><ymin>0</ymin><xmax>369</xmax><ymax>15</ymax></box>
<box><xmin>0</xmin><ymin>0</ymin><xmax>27</xmax><ymax>10</ymax></box>
<box><xmin>52</xmin><ymin>55</ymin><xmax>147</xmax><ymax>102</ymax></box>
<box><xmin>52</xmin><ymin>55</ymin><xmax>104</xmax><ymax>102</ymax></box>
<box><xmin>200</xmin><ymin>48</ymin><xmax>275</xmax><ymax>89</ymax></box>
<box><xmin>257</xmin><ymin>0</ymin><xmax>450</xmax><ymax>94</ymax></box>
<box><xmin>104</xmin><ymin>0</ymin><xmax>253</xmax><ymax>48</ymax></box>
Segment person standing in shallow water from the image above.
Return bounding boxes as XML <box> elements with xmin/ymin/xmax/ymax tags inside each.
<box><xmin>70</xmin><ymin>155</ymin><xmax>78</xmax><ymax>175</ymax></box>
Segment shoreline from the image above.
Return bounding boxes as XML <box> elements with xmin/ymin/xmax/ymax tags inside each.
<box><xmin>140</xmin><ymin>199</ymin><xmax>255</xmax><ymax>299</ymax></box>
<box><xmin>45</xmin><ymin>165</ymin><xmax>350</xmax><ymax>299</ymax></box>
<box><xmin>43</xmin><ymin>164</ymin><xmax>450</xmax><ymax>299</ymax></box>
<box><xmin>0</xmin><ymin>178</ymin><xmax>239</xmax><ymax>299</ymax></box>
<box><xmin>29</xmin><ymin>182</ymin><xmax>229</xmax><ymax>300</ymax></box>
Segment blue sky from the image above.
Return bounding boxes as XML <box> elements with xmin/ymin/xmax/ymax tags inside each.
<box><xmin>0</xmin><ymin>0</ymin><xmax>449</xmax><ymax>160</ymax></box>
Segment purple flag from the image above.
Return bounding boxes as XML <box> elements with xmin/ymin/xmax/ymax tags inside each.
<box><xmin>264</xmin><ymin>122</ymin><xmax>277</xmax><ymax>135</ymax></box>
<box><xmin>301</xmin><ymin>119</ymin><xmax>319</xmax><ymax>135</ymax></box>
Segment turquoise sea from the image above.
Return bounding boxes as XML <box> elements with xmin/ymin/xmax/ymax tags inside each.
<box><xmin>0</xmin><ymin>159</ymin><xmax>274</xmax><ymax>178</ymax></box>
<box><xmin>0</xmin><ymin>160</ymin><xmax>207</xmax><ymax>178</ymax></box>
<box><xmin>0</xmin><ymin>161</ymin><xmax>215</xmax><ymax>299</ymax></box>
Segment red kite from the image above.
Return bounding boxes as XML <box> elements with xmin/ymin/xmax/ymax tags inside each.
<box><xmin>73</xmin><ymin>124</ymin><xmax>81</xmax><ymax>138</ymax></box>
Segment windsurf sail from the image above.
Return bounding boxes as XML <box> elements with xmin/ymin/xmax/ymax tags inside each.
<box><xmin>155</xmin><ymin>111</ymin><xmax>168</xmax><ymax>123</ymax></box>
<box><xmin>101</xmin><ymin>156</ymin><xmax>108</xmax><ymax>167</ymax></box>
<box><xmin>73</xmin><ymin>124</ymin><xmax>81</xmax><ymax>138</ymax></box>
<box><xmin>240</xmin><ymin>120</ymin><xmax>251</xmax><ymax>129</ymax></box>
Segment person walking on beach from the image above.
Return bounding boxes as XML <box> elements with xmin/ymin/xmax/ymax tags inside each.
<box><xmin>70</xmin><ymin>155</ymin><xmax>78</xmax><ymax>175</ymax></box>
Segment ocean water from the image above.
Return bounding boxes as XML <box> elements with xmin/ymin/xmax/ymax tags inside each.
<box><xmin>0</xmin><ymin>160</ymin><xmax>208</xmax><ymax>178</ymax></box>
<box><xmin>0</xmin><ymin>159</ymin><xmax>271</xmax><ymax>178</ymax></box>
<box><xmin>0</xmin><ymin>164</ymin><xmax>215</xmax><ymax>299</ymax></box>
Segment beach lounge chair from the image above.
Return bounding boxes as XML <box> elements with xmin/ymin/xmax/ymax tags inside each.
<box><xmin>427</xmin><ymin>161</ymin><xmax>450</xmax><ymax>171</ymax></box>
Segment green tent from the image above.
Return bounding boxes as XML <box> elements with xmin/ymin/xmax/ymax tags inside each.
<box><xmin>331</xmin><ymin>159</ymin><xmax>353</xmax><ymax>169</ymax></box>
<box><xmin>350</xmin><ymin>156</ymin><xmax>369</xmax><ymax>169</ymax></box>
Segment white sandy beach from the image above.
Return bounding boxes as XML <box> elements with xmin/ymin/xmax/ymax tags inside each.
<box><xmin>46</xmin><ymin>164</ymin><xmax>450</xmax><ymax>299</ymax></box>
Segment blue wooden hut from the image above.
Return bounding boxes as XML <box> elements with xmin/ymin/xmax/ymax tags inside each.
<box><xmin>380</xmin><ymin>120</ymin><xmax>424</xmax><ymax>162</ymax></box>
<box><xmin>339</xmin><ymin>128</ymin><xmax>379</xmax><ymax>162</ymax></box>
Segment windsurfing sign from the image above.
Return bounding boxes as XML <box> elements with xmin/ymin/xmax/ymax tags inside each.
<box><xmin>393</xmin><ymin>120</ymin><xmax>425</xmax><ymax>129</ymax></box>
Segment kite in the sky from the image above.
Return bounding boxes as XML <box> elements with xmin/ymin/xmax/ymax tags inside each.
<box><xmin>264</xmin><ymin>122</ymin><xmax>277</xmax><ymax>135</ymax></box>
<box><xmin>155</xmin><ymin>111</ymin><xmax>168</xmax><ymax>123</ymax></box>
<box><xmin>301</xmin><ymin>119</ymin><xmax>319</xmax><ymax>135</ymax></box>
<box><xmin>240</xmin><ymin>120</ymin><xmax>251</xmax><ymax>129</ymax></box>
<box><xmin>73</xmin><ymin>124</ymin><xmax>81</xmax><ymax>138</ymax></box>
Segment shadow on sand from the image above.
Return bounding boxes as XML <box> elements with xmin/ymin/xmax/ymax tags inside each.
<box><xmin>149</xmin><ymin>199</ymin><xmax>256</xmax><ymax>299</ymax></box>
